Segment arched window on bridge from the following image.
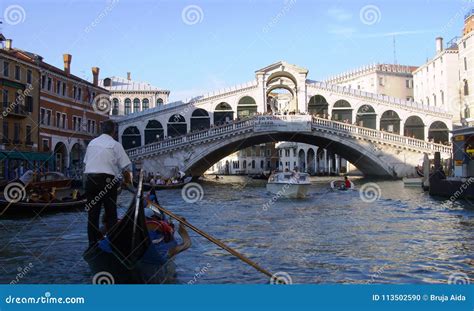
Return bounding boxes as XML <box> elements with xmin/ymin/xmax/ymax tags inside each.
<box><xmin>214</xmin><ymin>102</ymin><xmax>234</xmax><ymax>125</ymax></box>
<box><xmin>428</xmin><ymin>121</ymin><xmax>449</xmax><ymax>144</ymax></box>
<box><xmin>404</xmin><ymin>116</ymin><xmax>425</xmax><ymax>140</ymax></box>
<box><xmin>380</xmin><ymin>110</ymin><xmax>401</xmax><ymax>134</ymax></box>
<box><xmin>308</xmin><ymin>95</ymin><xmax>328</xmax><ymax>118</ymax></box>
<box><xmin>145</xmin><ymin>120</ymin><xmax>164</xmax><ymax>144</ymax></box>
<box><xmin>112</xmin><ymin>98</ymin><xmax>119</xmax><ymax>115</ymax></box>
<box><xmin>356</xmin><ymin>105</ymin><xmax>377</xmax><ymax>129</ymax></box>
<box><xmin>191</xmin><ymin>109</ymin><xmax>210</xmax><ymax>132</ymax></box>
<box><xmin>167</xmin><ymin>114</ymin><xmax>187</xmax><ymax>138</ymax></box>
<box><xmin>133</xmin><ymin>98</ymin><xmax>141</xmax><ymax>113</ymax></box>
<box><xmin>237</xmin><ymin>96</ymin><xmax>257</xmax><ymax>119</ymax></box>
<box><xmin>331</xmin><ymin>100</ymin><xmax>352</xmax><ymax>123</ymax></box>
<box><xmin>124</xmin><ymin>98</ymin><xmax>131</xmax><ymax>115</ymax></box>
<box><xmin>157</xmin><ymin>98</ymin><xmax>164</xmax><ymax>106</ymax></box>
<box><xmin>142</xmin><ymin>98</ymin><xmax>149</xmax><ymax>110</ymax></box>
<box><xmin>122</xmin><ymin>126</ymin><xmax>142</xmax><ymax>150</ymax></box>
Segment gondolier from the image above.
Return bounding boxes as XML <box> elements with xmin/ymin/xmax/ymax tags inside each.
<box><xmin>83</xmin><ymin>120</ymin><xmax>132</xmax><ymax>246</ymax></box>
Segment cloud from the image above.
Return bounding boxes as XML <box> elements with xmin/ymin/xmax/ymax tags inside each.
<box><xmin>327</xmin><ymin>7</ymin><xmax>352</xmax><ymax>22</ymax></box>
<box><xmin>327</xmin><ymin>24</ymin><xmax>357</xmax><ymax>36</ymax></box>
<box><xmin>356</xmin><ymin>29</ymin><xmax>435</xmax><ymax>38</ymax></box>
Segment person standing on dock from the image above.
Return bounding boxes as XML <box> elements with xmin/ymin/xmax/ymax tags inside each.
<box><xmin>83</xmin><ymin>120</ymin><xmax>132</xmax><ymax>247</ymax></box>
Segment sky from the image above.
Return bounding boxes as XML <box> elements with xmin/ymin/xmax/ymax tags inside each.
<box><xmin>1</xmin><ymin>0</ymin><xmax>472</xmax><ymax>101</ymax></box>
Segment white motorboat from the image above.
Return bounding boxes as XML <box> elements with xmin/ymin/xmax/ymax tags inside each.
<box><xmin>402</xmin><ymin>177</ymin><xmax>423</xmax><ymax>187</ymax></box>
<box><xmin>266</xmin><ymin>172</ymin><xmax>311</xmax><ymax>198</ymax></box>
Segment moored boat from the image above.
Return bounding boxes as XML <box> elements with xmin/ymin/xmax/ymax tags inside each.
<box><xmin>0</xmin><ymin>196</ymin><xmax>86</xmax><ymax>216</ymax></box>
<box><xmin>29</xmin><ymin>172</ymin><xmax>73</xmax><ymax>190</ymax></box>
<box><xmin>266</xmin><ymin>171</ymin><xmax>311</xmax><ymax>198</ymax></box>
<box><xmin>135</xmin><ymin>176</ymin><xmax>193</xmax><ymax>191</ymax></box>
<box><xmin>402</xmin><ymin>177</ymin><xmax>423</xmax><ymax>187</ymax></box>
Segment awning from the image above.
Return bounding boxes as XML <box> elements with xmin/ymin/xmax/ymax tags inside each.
<box><xmin>0</xmin><ymin>151</ymin><xmax>54</xmax><ymax>162</ymax></box>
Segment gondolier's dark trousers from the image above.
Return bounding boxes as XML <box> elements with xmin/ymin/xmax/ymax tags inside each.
<box><xmin>85</xmin><ymin>173</ymin><xmax>119</xmax><ymax>246</ymax></box>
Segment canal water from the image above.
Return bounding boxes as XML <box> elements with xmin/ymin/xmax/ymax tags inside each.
<box><xmin>0</xmin><ymin>176</ymin><xmax>473</xmax><ymax>284</ymax></box>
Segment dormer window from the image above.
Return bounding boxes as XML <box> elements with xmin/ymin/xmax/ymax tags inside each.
<box><xmin>103</xmin><ymin>78</ymin><xmax>112</xmax><ymax>87</ymax></box>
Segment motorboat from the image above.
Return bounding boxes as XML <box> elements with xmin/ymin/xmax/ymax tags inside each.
<box><xmin>266</xmin><ymin>171</ymin><xmax>311</xmax><ymax>198</ymax></box>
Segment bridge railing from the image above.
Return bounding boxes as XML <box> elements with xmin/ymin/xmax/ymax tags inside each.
<box><xmin>128</xmin><ymin>115</ymin><xmax>452</xmax><ymax>159</ymax></box>
<box><xmin>311</xmin><ymin>117</ymin><xmax>452</xmax><ymax>154</ymax></box>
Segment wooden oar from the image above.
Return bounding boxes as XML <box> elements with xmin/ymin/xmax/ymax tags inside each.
<box><xmin>146</xmin><ymin>200</ymin><xmax>275</xmax><ymax>280</ymax></box>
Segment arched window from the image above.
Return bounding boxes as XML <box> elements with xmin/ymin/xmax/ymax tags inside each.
<box><xmin>157</xmin><ymin>98</ymin><xmax>164</xmax><ymax>106</ymax></box>
<box><xmin>464</xmin><ymin>80</ymin><xmax>469</xmax><ymax>96</ymax></box>
<box><xmin>133</xmin><ymin>98</ymin><xmax>140</xmax><ymax>112</ymax></box>
<box><xmin>433</xmin><ymin>94</ymin><xmax>437</xmax><ymax>106</ymax></box>
<box><xmin>124</xmin><ymin>98</ymin><xmax>131</xmax><ymax>115</ymax></box>
<box><xmin>142</xmin><ymin>98</ymin><xmax>149</xmax><ymax>110</ymax></box>
<box><xmin>112</xmin><ymin>98</ymin><xmax>119</xmax><ymax>115</ymax></box>
<box><xmin>440</xmin><ymin>90</ymin><xmax>444</xmax><ymax>105</ymax></box>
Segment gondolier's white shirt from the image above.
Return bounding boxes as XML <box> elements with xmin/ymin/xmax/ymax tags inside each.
<box><xmin>83</xmin><ymin>134</ymin><xmax>131</xmax><ymax>177</ymax></box>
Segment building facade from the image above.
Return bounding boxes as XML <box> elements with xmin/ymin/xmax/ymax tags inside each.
<box><xmin>414</xmin><ymin>10</ymin><xmax>474</xmax><ymax>126</ymax></box>
<box><xmin>324</xmin><ymin>63</ymin><xmax>416</xmax><ymax>101</ymax></box>
<box><xmin>38</xmin><ymin>54</ymin><xmax>110</xmax><ymax>177</ymax></box>
<box><xmin>99</xmin><ymin>74</ymin><xmax>170</xmax><ymax>117</ymax></box>
<box><xmin>0</xmin><ymin>38</ymin><xmax>51</xmax><ymax>181</ymax></box>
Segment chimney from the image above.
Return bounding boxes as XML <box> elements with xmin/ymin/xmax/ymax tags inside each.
<box><xmin>92</xmin><ymin>67</ymin><xmax>99</xmax><ymax>86</ymax></box>
<box><xmin>127</xmin><ymin>72</ymin><xmax>131</xmax><ymax>80</ymax></box>
<box><xmin>435</xmin><ymin>37</ymin><xmax>444</xmax><ymax>53</ymax></box>
<box><xmin>63</xmin><ymin>54</ymin><xmax>72</xmax><ymax>75</ymax></box>
<box><xmin>5</xmin><ymin>39</ymin><xmax>12</xmax><ymax>50</ymax></box>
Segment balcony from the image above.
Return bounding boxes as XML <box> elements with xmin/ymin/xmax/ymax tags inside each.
<box><xmin>0</xmin><ymin>102</ymin><xmax>29</xmax><ymax>118</ymax></box>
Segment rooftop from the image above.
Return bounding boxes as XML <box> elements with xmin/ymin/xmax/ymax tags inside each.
<box><xmin>99</xmin><ymin>76</ymin><xmax>170</xmax><ymax>93</ymax></box>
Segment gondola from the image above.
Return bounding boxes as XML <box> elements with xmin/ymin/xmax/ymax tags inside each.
<box><xmin>84</xmin><ymin>171</ymin><xmax>191</xmax><ymax>284</ymax></box>
<box><xmin>134</xmin><ymin>176</ymin><xmax>193</xmax><ymax>191</ymax></box>
<box><xmin>0</xmin><ymin>197</ymin><xmax>87</xmax><ymax>216</ymax></box>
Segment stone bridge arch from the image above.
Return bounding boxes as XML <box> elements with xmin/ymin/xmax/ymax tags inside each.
<box><xmin>182</xmin><ymin>131</ymin><xmax>395</xmax><ymax>177</ymax></box>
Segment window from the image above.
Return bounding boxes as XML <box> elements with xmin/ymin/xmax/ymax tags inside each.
<box><xmin>42</xmin><ymin>139</ymin><xmax>49</xmax><ymax>152</ymax></box>
<box><xmin>2</xmin><ymin>89</ymin><xmax>8</xmax><ymax>106</ymax></box>
<box><xmin>62</xmin><ymin>113</ymin><xmax>67</xmax><ymax>129</ymax></box>
<box><xmin>26</xmin><ymin>125</ymin><xmax>32</xmax><ymax>144</ymax></box>
<box><xmin>426</xmin><ymin>97</ymin><xmax>430</xmax><ymax>105</ymax></box>
<box><xmin>91</xmin><ymin>120</ymin><xmax>96</xmax><ymax>133</ymax></box>
<box><xmin>62</xmin><ymin>83</ymin><xmax>67</xmax><ymax>96</ymax></box>
<box><xmin>47</xmin><ymin>77</ymin><xmax>52</xmax><ymax>91</ymax></box>
<box><xmin>157</xmin><ymin>98</ymin><xmax>163</xmax><ymax>105</ymax></box>
<box><xmin>73</xmin><ymin>86</ymin><xmax>77</xmax><ymax>99</ymax></box>
<box><xmin>56</xmin><ymin>112</ymin><xmax>61</xmax><ymax>127</ymax></box>
<box><xmin>464</xmin><ymin>57</ymin><xmax>468</xmax><ymax>71</ymax></box>
<box><xmin>46</xmin><ymin>109</ymin><xmax>51</xmax><ymax>126</ymax></box>
<box><xmin>73</xmin><ymin>116</ymin><xmax>78</xmax><ymax>131</ymax></box>
<box><xmin>77</xmin><ymin>88</ymin><xmax>82</xmax><ymax>101</ymax></box>
<box><xmin>87</xmin><ymin>120</ymin><xmax>92</xmax><ymax>133</ymax></box>
<box><xmin>112</xmin><ymin>98</ymin><xmax>119</xmax><ymax>115</ymax></box>
<box><xmin>142</xmin><ymin>98</ymin><xmax>149</xmax><ymax>110</ymax></box>
<box><xmin>41</xmin><ymin>75</ymin><xmax>46</xmax><ymax>89</ymax></box>
<box><xmin>27</xmin><ymin>70</ymin><xmax>32</xmax><ymax>84</ymax></box>
<box><xmin>463</xmin><ymin>40</ymin><xmax>467</xmax><ymax>49</ymax></box>
<box><xmin>464</xmin><ymin>80</ymin><xmax>469</xmax><ymax>96</ymax></box>
<box><xmin>40</xmin><ymin>108</ymin><xmax>46</xmax><ymax>124</ymax></box>
<box><xmin>25</xmin><ymin>96</ymin><xmax>33</xmax><ymax>112</ymax></box>
<box><xmin>13</xmin><ymin>123</ymin><xmax>20</xmax><ymax>143</ymax></box>
<box><xmin>433</xmin><ymin>94</ymin><xmax>437</xmax><ymax>106</ymax></box>
<box><xmin>124</xmin><ymin>98</ymin><xmax>131</xmax><ymax>115</ymax></box>
<box><xmin>2</xmin><ymin>122</ymin><xmax>8</xmax><ymax>142</ymax></box>
<box><xmin>56</xmin><ymin>81</ymin><xmax>61</xmax><ymax>94</ymax></box>
<box><xmin>3</xmin><ymin>61</ymin><xmax>9</xmax><ymax>77</ymax></box>
<box><xmin>14</xmin><ymin>65</ymin><xmax>20</xmax><ymax>80</ymax></box>
<box><xmin>440</xmin><ymin>91</ymin><xmax>444</xmax><ymax>105</ymax></box>
<box><xmin>405</xmin><ymin>79</ymin><xmax>412</xmax><ymax>89</ymax></box>
<box><xmin>133</xmin><ymin>98</ymin><xmax>140</xmax><ymax>112</ymax></box>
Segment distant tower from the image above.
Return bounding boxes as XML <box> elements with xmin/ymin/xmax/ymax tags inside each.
<box><xmin>464</xmin><ymin>8</ymin><xmax>474</xmax><ymax>35</ymax></box>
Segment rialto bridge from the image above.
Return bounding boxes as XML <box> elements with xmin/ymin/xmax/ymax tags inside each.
<box><xmin>116</xmin><ymin>61</ymin><xmax>453</xmax><ymax>178</ymax></box>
